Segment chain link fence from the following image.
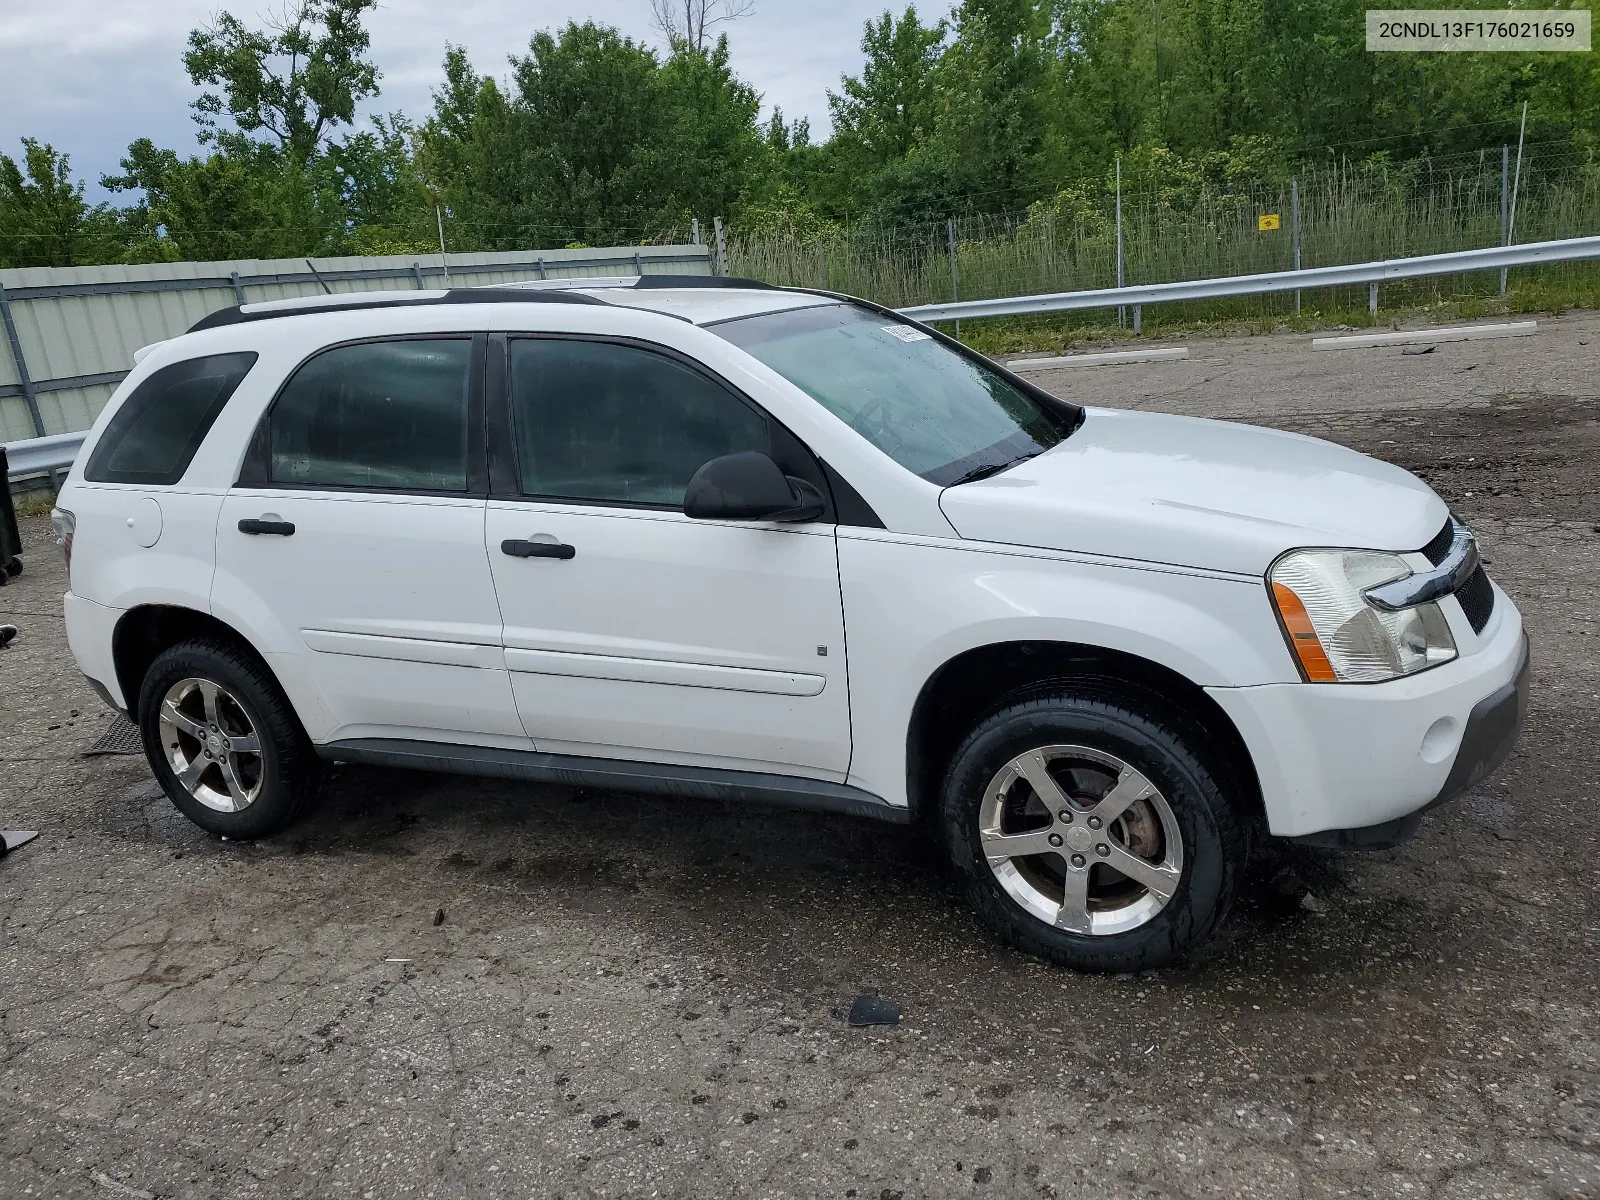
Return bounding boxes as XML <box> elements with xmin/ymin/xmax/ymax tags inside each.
<box><xmin>728</xmin><ymin>142</ymin><xmax>1600</xmax><ymax>327</ymax></box>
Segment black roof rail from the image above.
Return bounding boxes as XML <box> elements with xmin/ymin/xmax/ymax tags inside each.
<box><xmin>629</xmin><ymin>274</ymin><xmax>777</xmax><ymax>290</ymax></box>
<box><xmin>186</xmin><ymin>287</ymin><xmax>610</xmax><ymax>334</ymax></box>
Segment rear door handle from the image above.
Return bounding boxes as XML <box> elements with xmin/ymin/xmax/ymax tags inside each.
<box><xmin>238</xmin><ymin>518</ymin><xmax>296</xmax><ymax>536</ymax></box>
<box><xmin>501</xmin><ymin>538</ymin><xmax>575</xmax><ymax>560</ymax></box>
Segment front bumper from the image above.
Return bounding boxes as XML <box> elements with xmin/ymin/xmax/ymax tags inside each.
<box><xmin>1207</xmin><ymin>587</ymin><xmax>1528</xmax><ymax>843</ymax></box>
<box><xmin>1287</xmin><ymin>633</ymin><xmax>1530</xmax><ymax>848</ymax></box>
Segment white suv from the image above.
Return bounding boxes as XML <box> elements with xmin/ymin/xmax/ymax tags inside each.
<box><xmin>53</xmin><ymin>279</ymin><xmax>1529</xmax><ymax>971</ymax></box>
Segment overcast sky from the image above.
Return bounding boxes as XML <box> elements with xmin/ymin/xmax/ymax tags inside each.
<box><xmin>2</xmin><ymin>0</ymin><xmax>932</xmax><ymax>202</ymax></box>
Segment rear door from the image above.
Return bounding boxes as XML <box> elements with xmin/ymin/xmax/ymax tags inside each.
<box><xmin>482</xmin><ymin>334</ymin><xmax>852</xmax><ymax>778</ymax></box>
<box><xmin>213</xmin><ymin>334</ymin><xmax>525</xmax><ymax>746</ymax></box>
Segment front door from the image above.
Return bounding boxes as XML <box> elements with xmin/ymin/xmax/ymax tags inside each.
<box><xmin>483</xmin><ymin>335</ymin><xmax>851</xmax><ymax>778</ymax></box>
<box><xmin>213</xmin><ymin>334</ymin><xmax>524</xmax><ymax>745</ymax></box>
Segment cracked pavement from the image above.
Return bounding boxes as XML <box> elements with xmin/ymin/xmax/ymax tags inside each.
<box><xmin>3</xmin><ymin>315</ymin><xmax>1598</xmax><ymax>1198</ymax></box>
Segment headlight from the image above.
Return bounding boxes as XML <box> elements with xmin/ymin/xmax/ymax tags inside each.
<box><xmin>1268</xmin><ymin>549</ymin><xmax>1456</xmax><ymax>682</ymax></box>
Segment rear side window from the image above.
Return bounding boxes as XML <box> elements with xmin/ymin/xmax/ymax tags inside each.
<box><xmin>83</xmin><ymin>352</ymin><xmax>257</xmax><ymax>485</ymax></box>
<box><xmin>508</xmin><ymin>338</ymin><xmax>769</xmax><ymax>506</ymax></box>
<box><xmin>265</xmin><ymin>339</ymin><xmax>471</xmax><ymax>492</ymax></box>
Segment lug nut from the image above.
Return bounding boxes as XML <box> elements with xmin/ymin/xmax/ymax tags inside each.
<box><xmin>1088</xmin><ymin>816</ymin><xmax>1103</xmax><ymax>830</ymax></box>
<box><xmin>1070</xmin><ymin>853</ymin><xmax>1086</xmax><ymax>868</ymax></box>
<box><xmin>1096</xmin><ymin>843</ymin><xmax>1110</xmax><ymax>857</ymax></box>
<box><xmin>1048</xmin><ymin>833</ymin><xmax>1063</xmax><ymax>847</ymax></box>
<box><xmin>1058</xmin><ymin>810</ymin><xmax>1073</xmax><ymax>823</ymax></box>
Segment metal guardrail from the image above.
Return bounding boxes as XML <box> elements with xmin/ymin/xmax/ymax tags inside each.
<box><xmin>5</xmin><ymin>431</ymin><xmax>85</xmax><ymax>478</ymax></box>
<box><xmin>6</xmin><ymin>234</ymin><xmax>1598</xmax><ymax>484</ymax></box>
<box><xmin>899</xmin><ymin>234</ymin><xmax>1600</xmax><ymax>322</ymax></box>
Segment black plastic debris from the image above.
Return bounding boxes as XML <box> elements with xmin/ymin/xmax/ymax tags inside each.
<box><xmin>1401</xmin><ymin>345</ymin><xmax>1436</xmax><ymax>355</ymax></box>
<box><xmin>846</xmin><ymin>995</ymin><xmax>901</xmax><ymax>1026</ymax></box>
<box><xmin>0</xmin><ymin>831</ymin><xmax>39</xmax><ymax>856</ymax></box>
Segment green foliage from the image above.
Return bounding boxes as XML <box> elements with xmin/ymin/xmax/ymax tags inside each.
<box><xmin>0</xmin><ymin>140</ymin><xmax>128</xmax><ymax>268</ymax></box>
<box><xmin>102</xmin><ymin>138</ymin><xmax>348</xmax><ymax>261</ymax></box>
<box><xmin>3</xmin><ymin>0</ymin><xmax>1597</xmax><ymax>272</ymax></box>
<box><xmin>185</xmin><ymin>0</ymin><xmax>381</xmax><ymax>165</ymax></box>
<box><xmin>827</xmin><ymin>7</ymin><xmax>946</xmax><ymax>169</ymax></box>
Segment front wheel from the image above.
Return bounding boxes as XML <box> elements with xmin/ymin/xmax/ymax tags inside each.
<box><xmin>941</xmin><ymin>690</ymin><xmax>1245</xmax><ymax>972</ymax></box>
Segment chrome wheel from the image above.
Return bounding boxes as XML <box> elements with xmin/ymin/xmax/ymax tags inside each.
<box><xmin>978</xmin><ymin>744</ymin><xmax>1184</xmax><ymax>936</ymax></box>
<box><xmin>157</xmin><ymin>677</ymin><xmax>264</xmax><ymax>813</ymax></box>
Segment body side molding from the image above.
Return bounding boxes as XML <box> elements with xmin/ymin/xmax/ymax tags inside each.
<box><xmin>316</xmin><ymin>738</ymin><xmax>910</xmax><ymax>823</ymax></box>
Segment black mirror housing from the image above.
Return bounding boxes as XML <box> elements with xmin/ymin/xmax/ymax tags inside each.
<box><xmin>684</xmin><ymin>452</ymin><xmax>826</xmax><ymax>522</ymax></box>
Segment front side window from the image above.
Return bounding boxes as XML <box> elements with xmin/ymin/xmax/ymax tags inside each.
<box><xmin>712</xmin><ymin>303</ymin><xmax>1073</xmax><ymax>485</ymax></box>
<box><xmin>266</xmin><ymin>339</ymin><xmax>471</xmax><ymax>491</ymax></box>
<box><xmin>84</xmin><ymin>352</ymin><xmax>257</xmax><ymax>485</ymax></box>
<box><xmin>508</xmin><ymin>338</ymin><xmax>769</xmax><ymax>507</ymax></box>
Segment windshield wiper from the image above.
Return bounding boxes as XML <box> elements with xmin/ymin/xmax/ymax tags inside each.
<box><xmin>946</xmin><ymin>451</ymin><xmax>1041</xmax><ymax>487</ymax></box>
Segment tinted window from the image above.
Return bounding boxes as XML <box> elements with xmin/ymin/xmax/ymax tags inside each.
<box><xmin>509</xmin><ymin>339</ymin><xmax>768</xmax><ymax>506</ymax></box>
<box><xmin>268</xmin><ymin>339</ymin><xmax>471</xmax><ymax>491</ymax></box>
<box><xmin>84</xmin><ymin>352</ymin><xmax>257</xmax><ymax>485</ymax></box>
<box><xmin>713</xmin><ymin>303</ymin><xmax>1072</xmax><ymax>485</ymax></box>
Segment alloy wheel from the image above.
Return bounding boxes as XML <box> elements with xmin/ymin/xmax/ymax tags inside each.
<box><xmin>977</xmin><ymin>744</ymin><xmax>1184</xmax><ymax>936</ymax></box>
<box><xmin>157</xmin><ymin>677</ymin><xmax>265</xmax><ymax>813</ymax></box>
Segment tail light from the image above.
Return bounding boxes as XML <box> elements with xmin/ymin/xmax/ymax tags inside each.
<box><xmin>51</xmin><ymin>507</ymin><xmax>75</xmax><ymax>588</ymax></box>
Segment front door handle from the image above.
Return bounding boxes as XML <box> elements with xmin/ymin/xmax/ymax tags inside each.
<box><xmin>239</xmin><ymin>518</ymin><xmax>296</xmax><ymax>536</ymax></box>
<box><xmin>501</xmin><ymin>538</ymin><xmax>575</xmax><ymax>560</ymax></box>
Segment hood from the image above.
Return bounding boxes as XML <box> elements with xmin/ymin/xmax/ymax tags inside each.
<box><xmin>938</xmin><ymin>408</ymin><xmax>1448</xmax><ymax>577</ymax></box>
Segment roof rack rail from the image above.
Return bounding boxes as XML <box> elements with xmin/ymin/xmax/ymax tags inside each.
<box><xmin>628</xmin><ymin>275</ymin><xmax>776</xmax><ymax>290</ymax></box>
<box><xmin>186</xmin><ymin>287</ymin><xmax>609</xmax><ymax>334</ymax></box>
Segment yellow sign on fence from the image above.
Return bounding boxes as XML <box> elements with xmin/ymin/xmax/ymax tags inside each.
<box><xmin>1258</xmin><ymin>213</ymin><xmax>1281</xmax><ymax>231</ymax></box>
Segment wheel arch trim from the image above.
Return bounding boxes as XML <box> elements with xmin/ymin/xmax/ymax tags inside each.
<box><xmin>900</xmin><ymin>638</ymin><xmax>1267</xmax><ymax>829</ymax></box>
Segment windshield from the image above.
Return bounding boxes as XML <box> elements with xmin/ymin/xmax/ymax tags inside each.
<box><xmin>711</xmin><ymin>302</ymin><xmax>1075</xmax><ymax>485</ymax></box>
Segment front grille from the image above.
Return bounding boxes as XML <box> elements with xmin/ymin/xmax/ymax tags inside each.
<box><xmin>1456</xmin><ymin>565</ymin><xmax>1496</xmax><ymax>633</ymax></box>
<box><xmin>1420</xmin><ymin>519</ymin><xmax>1455</xmax><ymax>565</ymax></box>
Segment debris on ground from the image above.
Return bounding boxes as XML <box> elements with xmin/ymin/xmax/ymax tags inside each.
<box><xmin>846</xmin><ymin>995</ymin><xmax>902</xmax><ymax>1026</ymax></box>
<box><xmin>0</xmin><ymin>830</ymin><xmax>39</xmax><ymax>856</ymax></box>
<box><xmin>0</xmin><ymin>624</ymin><xmax>16</xmax><ymax>648</ymax></box>
<box><xmin>1401</xmin><ymin>345</ymin><xmax>1436</xmax><ymax>355</ymax></box>
<box><xmin>433</xmin><ymin>907</ymin><xmax>446</xmax><ymax>926</ymax></box>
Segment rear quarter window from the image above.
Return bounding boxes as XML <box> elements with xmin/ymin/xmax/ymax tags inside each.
<box><xmin>83</xmin><ymin>352</ymin><xmax>258</xmax><ymax>485</ymax></box>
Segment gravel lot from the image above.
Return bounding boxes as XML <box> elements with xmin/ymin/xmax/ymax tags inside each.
<box><xmin>2</xmin><ymin>314</ymin><xmax>1598</xmax><ymax>1199</ymax></box>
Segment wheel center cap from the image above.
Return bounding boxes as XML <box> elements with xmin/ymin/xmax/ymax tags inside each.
<box><xmin>1065</xmin><ymin>825</ymin><xmax>1094</xmax><ymax>852</ymax></box>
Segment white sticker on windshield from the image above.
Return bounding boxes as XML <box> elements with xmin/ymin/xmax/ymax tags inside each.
<box><xmin>882</xmin><ymin>324</ymin><xmax>932</xmax><ymax>342</ymax></box>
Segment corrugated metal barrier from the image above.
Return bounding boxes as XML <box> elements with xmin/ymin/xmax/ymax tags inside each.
<box><xmin>0</xmin><ymin>243</ymin><xmax>714</xmax><ymax>446</ymax></box>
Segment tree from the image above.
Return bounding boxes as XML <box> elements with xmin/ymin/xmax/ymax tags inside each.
<box><xmin>185</xmin><ymin>0</ymin><xmax>381</xmax><ymax>164</ymax></box>
<box><xmin>828</xmin><ymin>7</ymin><xmax>947</xmax><ymax>168</ymax></box>
<box><xmin>332</xmin><ymin>114</ymin><xmax>436</xmax><ymax>252</ymax></box>
<box><xmin>925</xmin><ymin>0</ymin><xmax>1052</xmax><ymax>210</ymax></box>
<box><xmin>511</xmin><ymin>23</ymin><xmax>669</xmax><ymax>244</ymax></box>
<box><xmin>0</xmin><ymin>140</ymin><xmax>125</xmax><ymax>268</ymax></box>
<box><xmin>656</xmin><ymin>38</ymin><xmax>764</xmax><ymax>227</ymax></box>
<box><xmin>649</xmin><ymin>0</ymin><xmax>756</xmax><ymax>51</ymax></box>
<box><xmin>103</xmin><ymin>137</ymin><xmax>348</xmax><ymax>261</ymax></box>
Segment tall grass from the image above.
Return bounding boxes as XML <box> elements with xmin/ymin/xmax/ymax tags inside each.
<box><xmin>726</xmin><ymin>142</ymin><xmax>1600</xmax><ymax>331</ymax></box>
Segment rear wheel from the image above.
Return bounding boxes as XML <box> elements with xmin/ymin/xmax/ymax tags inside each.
<box><xmin>138</xmin><ymin>640</ymin><xmax>320</xmax><ymax>838</ymax></box>
<box><xmin>941</xmin><ymin>689</ymin><xmax>1244</xmax><ymax>972</ymax></box>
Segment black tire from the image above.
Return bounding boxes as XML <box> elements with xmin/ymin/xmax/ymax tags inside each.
<box><xmin>941</xmin><ymin>689</ymin><xmax>1245</xmax><ymax>972</ymax></box>
<box><xmin>137</xmin><ymin>639</ymin><xmax>321</xmax><ymax>839</ymax></box>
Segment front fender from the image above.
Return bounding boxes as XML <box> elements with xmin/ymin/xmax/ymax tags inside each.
<box><xmin>837</xmin><ymin>532</ymin><xmax>1294</xmax><ymax>807</ymax></box>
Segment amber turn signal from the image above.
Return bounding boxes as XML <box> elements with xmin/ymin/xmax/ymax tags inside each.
<box><xmin>1270</xmin><ymin>581</ymin><xmax>1339</xmax><ymax>682</ymax></box>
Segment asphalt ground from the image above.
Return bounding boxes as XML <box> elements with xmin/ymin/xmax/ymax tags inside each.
<box><xmin>2</xmin><ymin>313</ymin><xmax>1597</xmax><ymax>1199</ymax></box>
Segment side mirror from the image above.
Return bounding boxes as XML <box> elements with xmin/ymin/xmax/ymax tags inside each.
<box><xmin>683</xmin><ymin>451</ymin><xmax>826</xmax><ymax>523</ymax></box>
